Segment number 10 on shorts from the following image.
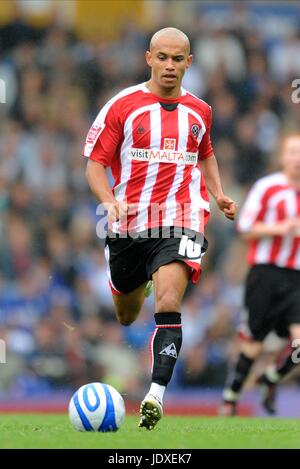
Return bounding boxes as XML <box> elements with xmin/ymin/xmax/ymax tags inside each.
<box><xmin>178</xmin><ymin>235</ymin><xmax>201</xmax><ymax>258</ymax></box>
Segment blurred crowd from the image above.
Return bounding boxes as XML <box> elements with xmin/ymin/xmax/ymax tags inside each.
<box><xmin>0</xmin><ymin>2</ymin><xmax>300</xmax><ymax>399</ymax></box>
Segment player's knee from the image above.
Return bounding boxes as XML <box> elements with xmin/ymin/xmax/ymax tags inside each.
<box><xmin>118</xmin><ymin>316</ymin><xmax>134</xmax><ymax>326</ymax></box>
<box><xmin>289</xmin><ymin>324</ymin><xmax>300</xmax><ymax>342</ymax></box>
<box><xmin>115</xmin><ymin>309</ymin><xmax>137</xmax><ymax>326</ymax></box>
<box><xmin>241</xmin><ymin>340</ymin><xmax>262</xmax><ymax>358</ymax></box>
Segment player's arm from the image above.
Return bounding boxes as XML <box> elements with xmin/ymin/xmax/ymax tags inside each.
<box><xmin>198</xmin><ymin>105</ymin><xmax>237</xmax><ymax>220</ymax></box>
<box><xmin>241</xmin><ymin>219</ymin><xmax>300</xmax><ymax>240</ymax></box>
<box><xmin>199</xmin><ymin>153</ymin><xmax>237</xmax><ymax>221</ymax></box>
<box><xmin>85</xmin><ymin>160</ymin><xmax>128</xmax><ymax>222</ymax></box>
<box><xmin>237</xmin><ymin>178</ymin><xmax>300</xmax><ymax>241</ymax></box>
<box><xmin>83</xmin><ymin>101</ymin><xmax>128</xmax><ymax>222</ymax></box>
<box><xmin>238</xmin><ymin>180</ymin><xmax>300</xmax><ymax>239</ymax></box>
<box><xmin>86</xmin><ymin>160</ymin><xmax>115</xmax><ymax>204</ymax></box>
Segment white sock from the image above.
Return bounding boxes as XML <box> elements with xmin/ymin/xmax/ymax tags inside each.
<box><xmin>148</xmin><ymin>383</ymin><xmax>166</xmax><ymax>403</ymax></box>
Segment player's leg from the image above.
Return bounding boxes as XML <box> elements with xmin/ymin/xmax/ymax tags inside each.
<box><xmin>220</xmin><ymin>265</ymin><xmax>272</xmax><ymax>416</ymax></box>
<box><xmin>105</xmin><ymin>235</ymin><xmax>151</xmax><ymax>326</ymax></box>
<box><xmin>220</xmin><ymin>339</ymin><xmax>263</xmax><ymax>416</ymax></box>
<box><xmin>139</xmin><ymin>229</ymin><xmax>205</xmax><ymax>429</ymax></box>
<box><xmin>112</xmin><ymin>281</ymin><xmax>148</xmax><ymax>326</ymax></box>
<box><xmin>139</xmin><ymin>261</ymin><xmax>189</xmax><ymax>430</ymax></box>
<box><xmin>256</xmin><ymin>272</ymin><xmax>300</xmax><ymax>414</ymax></box>
<box><xmin>268</xmin><ymin>323</ymin><xmax>300</xmax><ymax>381</ymax></box>
<box><xmin>257</xmin><ymin>324</ymin><xmax>300</xmax><ymax>414</ymax></box>
<box><xmin>278</xmin><ymin>323</ymin><xmax>300</xmax><ymax>377</ymax></box>
<box><xmin>150</xmin><ymin>261</ymin><xmax>189</xmax><ymax>386</ymax></box>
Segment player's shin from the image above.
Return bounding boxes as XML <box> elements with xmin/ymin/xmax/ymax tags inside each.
<box><xmin>223</xmin><ymin>353</ymin><xmax>254</xmax><ymax>401</ymax></box>
<box><xmin>262</xmin><ymin>340</ymin><xmax>300</xmax><ymax>385</ymax></box>
<box><xmin>150</xmin><ymin>312</ymin><xmax>182</xmax><ymax>392</ymax></box>
<box><xmin>275</xmin><ymin>342</ymin><xmax>299</xmax><ymax>379</ymax></box>
<box><xmin>139</xmin><ymin>312</ymin><xmax>182</xmax><ymax>429</ymax></box>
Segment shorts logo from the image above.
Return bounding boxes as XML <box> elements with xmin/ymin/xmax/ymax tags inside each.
<box><xmin>191</xmin><ymin>124</ymin><xmax>200</xmax><ymax>138</ymax></box>
<box><xmin>137</xmin><ymin>126</ymin><xmax>145</xmax><ymax>134</ymax></box>
<box><xmin>163</xmin><ymin>138</ymin><xmax>176</xmax><ymax>150</ymax></box>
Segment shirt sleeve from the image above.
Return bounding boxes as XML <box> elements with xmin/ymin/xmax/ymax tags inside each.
<box><xmin>237</xmin><ymin>181</ymin><xmax>266</xmax><ymax>233</ymax></box>
<box><xmin>198</xmin><ymin>105</ymin><xmax>214</xmax><ymax>160</ymax></box>
<box><xmin>82</xmin><ymin>99</ymin><xmax>122</xmax><ymax>167</ymax></box>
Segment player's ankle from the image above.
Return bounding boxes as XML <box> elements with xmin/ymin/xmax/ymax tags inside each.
<box><xmin>147</xmin><ymin>383</ymin><xmax>166</xmax><ymax>403</ymax></box>
<box><xmin>265</xmin><ymin>365</ymin><xmax>280</xmax><ymax>384</ymax></box>
<box><xmin>222</xmin><ymin>388</ymin><xmax>239</xmax><ymax>403</ymax></box>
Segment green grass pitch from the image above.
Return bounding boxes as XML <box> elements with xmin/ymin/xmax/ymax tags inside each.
<box><xmin>0</xmin><ymin>414</ymin><xmax>300</xmax><ymax>449</ymax></box>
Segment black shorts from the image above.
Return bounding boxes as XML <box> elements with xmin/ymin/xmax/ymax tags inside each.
<box><xmin>104</xmin><ymin>227</ymin><xmax>208</xmax><ymax>294</ymax></box>
<box><xmin>243</xmin><ymin>264</ymin><xmax>300</xmax><ymax>341</ymax></box>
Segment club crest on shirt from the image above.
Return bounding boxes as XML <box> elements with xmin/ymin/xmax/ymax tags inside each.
<box><xmin>191</xmin><ymin>123</ymin><xmax>200</xmax><ymax>138</ymax></box>
<box><xmin>163</xmin><ymin>138</ymin><xmax>176</xmax><ymax>150</ymax></box>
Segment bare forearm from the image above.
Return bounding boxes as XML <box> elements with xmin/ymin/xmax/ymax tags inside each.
<box><xmin>85</xmin><ymin>159</ymin><xmax>116</xmax><ymax>204</ymax></box>
<box><xmin>199</xmin><ymin>154</ymin><xmax>224</xmax><ymax>199</ymax></box>
<box><xmin>242</xmin><ymin>223</ymin><xmax>280</xmax><ymax>240</ymax></box>
<box><xmin>199</xmin><ymin>153</ymin><xmax>237</xmax><ymax>220</ymax></box>
<box><xmin>242</xmin><ymin>220</ymin><xmax>300</xmax><ymax>240</ymax></box>
<box><xmin>85</xmin><ymin>159</ymin><xmax>129</xmax><ymax>223</ymax></box>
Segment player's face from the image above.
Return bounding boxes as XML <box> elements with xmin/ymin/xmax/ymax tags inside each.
<box><xmin>146</xmin><ymin>39</ymin><xmax>192</xmax><ymax>91</ymax></box>
<box><xmin>281</xmin><ymin>136</ymin><xmax>300</xmax><ymax>179</ymax></box>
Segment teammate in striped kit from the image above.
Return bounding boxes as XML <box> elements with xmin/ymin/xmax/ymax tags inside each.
<box><xmin>84</xmin><ymin>27</ymin><xmax>237</xmax><ymax>429</ymax></box>
<box><xmin>220</xmin><ymin>133</ymin><xmax>300</xmax><ymax>416</ymax></box>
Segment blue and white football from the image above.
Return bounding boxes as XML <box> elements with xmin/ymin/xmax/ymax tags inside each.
<box><xmin>68</xmin><ymin>382</ymin><xmax>125</xmax><ymax>432</ymax></box>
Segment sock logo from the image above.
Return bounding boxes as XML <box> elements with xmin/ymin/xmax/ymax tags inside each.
<box><xmin>159</xmin><ymin>343</ymin><xmax>177</xmax><ymax>358</ymax></box>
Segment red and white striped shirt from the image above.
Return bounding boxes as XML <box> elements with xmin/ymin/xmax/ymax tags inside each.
<box><xmin>238</xmin><ymin>172</ymin><xmax>300</xmax><ymax>270</ymax></box>
<box><xmin>83</xmin><ymin>83</ymin><xmax>213</xmax><ymax>234</ymax></box>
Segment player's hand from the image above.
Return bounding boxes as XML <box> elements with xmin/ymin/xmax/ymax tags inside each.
<box><xmin>216</xmin><ymin>195</ymin><xmax>237</xmax><ymax>221</ymax></box>
<box><xmin>107</xmin><ymin>200</ymin><xmax>129</xmax><ymax>223</ymax></box>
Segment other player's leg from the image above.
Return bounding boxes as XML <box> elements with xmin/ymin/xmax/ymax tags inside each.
<box><xmin>139</xmin><ymin>261</ymin><xmax>189</xmax><ymax>430</ymax></box>
<box><xmin>220</xmin><ymin>265</ymin><xmax>273</xmax><ymax>416</ymax></box>
<box><xmin>220</xmin><ymin>339</ymin><xmax>262</xmax><ymax>416</ymax></box>
<box><xmin>257</xmin><ymin>324</ymin><xmax>300</xmax><ymax>414</ymax></box>
<box><xmin>256</xmin><ymin>273</ymin><xmax>300</xmax><ymax>414</ymax></box>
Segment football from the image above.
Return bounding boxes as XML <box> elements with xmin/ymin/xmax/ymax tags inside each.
<box><xmin>68</xmin><ymin>382</ymin><xmax>126</xmax><ymax>432</ymax></box>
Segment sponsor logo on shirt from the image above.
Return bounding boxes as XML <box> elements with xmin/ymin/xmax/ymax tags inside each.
<box><xmin>128</xmin><ymin>148</ymin><xmax>198</xmax><ymax>165</ymax></box>
<box><xmin>86</xmin><ymin>123</ymin><xmax>105</xmax><ymax>144</ymax></box>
